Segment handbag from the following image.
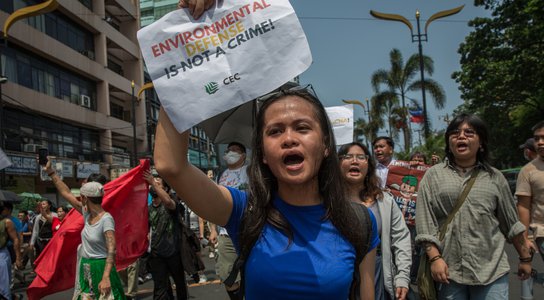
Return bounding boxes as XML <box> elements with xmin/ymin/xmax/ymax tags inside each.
<box><xmin>417</xmin><ymin>169</ymin><xmax>479</xmax><ymax>300</ymax></box>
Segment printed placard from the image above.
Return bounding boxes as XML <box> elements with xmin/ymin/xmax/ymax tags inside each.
<box><xmin>137</xmin><ymin>0</ymin><xmax>312</xmax><ymax>133</ymax></box>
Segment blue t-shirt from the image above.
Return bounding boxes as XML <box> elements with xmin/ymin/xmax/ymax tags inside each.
<box><xmin>225</xmin><ymin>187</ymin><xmax>380</xmax><ymax>300</ymax></box>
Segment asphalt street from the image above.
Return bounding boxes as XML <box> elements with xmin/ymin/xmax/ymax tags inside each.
<box><xmin>10</xmin><ymin>244</ymin><xmax>544</xmax><ymax>299</ymax></box>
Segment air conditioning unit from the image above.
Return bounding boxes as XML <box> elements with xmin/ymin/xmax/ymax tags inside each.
<box><xmin>80</xmin><ymin>95</ymin><xmax>91</xmax><ymax>108</ymax></box>
<box><xmin>23</xmin><ymin>144</ymin><xmax>42</xmax><ymax>153</ymax></box>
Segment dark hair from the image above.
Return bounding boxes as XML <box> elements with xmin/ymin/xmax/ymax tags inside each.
<box><xmin>20</xmin><ymin>210</ymin><xmax>28</xmax><ymax>216</ymax></box>
<box><xmin>57</xmin><ymin>206</ymin><xmax>68</xmax><ymax>213</ymax></box>
<box><xmin>338</xmin><ymin>142</ymin><xmax>383</xmax><ymax>202</ymax></box>
<box><xmin>41</xmin><ymin>200</ymin><xmax>53</xmax><ymax>208</ymax></box>
<box><xmin>410</xmin><ymin>151</ymin><xmax>427</xmax><ymax>164</ymax></box>
<box><xmin>532</xmin><ymin>121</ymin><xmax>544</xmax><ymax>132</ymax></box>
<box><xmin>445</xmin><ymin>113</ymin><xmax>491</xmax><ymax>173</ymax></box>
<box><xmin>227</xmin><ymin>141</ymin><xmax>246</xmax><ymax>154</ymax></box>
<box><xmin>240</xmin><ymin>88</ymin><xmax>366</xmax><ymax>262</ymax></box>
<box><xmin>372</xmin><ymin>136</ymin><xmax>394</xmax><ymax>150</ymax></box>
<box><xmin>87</xmin><ymin>173</ymin><xmax>109</xmax><ymax>185</ymax></box>
<box><xmin>3</xmin><ymin>202</ymin><xmax>13</xmax><ymax>211</ymax></box>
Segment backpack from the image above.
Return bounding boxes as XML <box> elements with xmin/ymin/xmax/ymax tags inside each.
<box><xmin>224</xmin><ymin>201</ymin><xmax>372</xmax><ymax>300</ymax></box>
<box><xmin>0</xmin><ymin>218</ymin><xmax>7</xmax><ymax>249</ymax></box>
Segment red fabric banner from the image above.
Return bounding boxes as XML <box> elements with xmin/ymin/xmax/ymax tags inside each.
<box><xmin>27</xmin><ymin>159</ymin><xmax>150</xmax><ymax>300</ymax></box>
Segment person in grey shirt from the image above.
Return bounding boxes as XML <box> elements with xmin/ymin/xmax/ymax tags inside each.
<box><xmin>416</xmin><ymin>113</ymin><xmax>532</xmax><ymax>299</ymax></box>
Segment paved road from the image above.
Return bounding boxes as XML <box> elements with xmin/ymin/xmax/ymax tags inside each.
<box><xmin>11</xmin><ymin>244</ymin><xmax>544</xmax><ymax>299</ymax></box>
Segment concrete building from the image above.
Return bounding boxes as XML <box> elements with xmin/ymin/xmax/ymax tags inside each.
<box><xmin>0</xmin><ymin>0</ymin><xmax>145</xmax><ymax>200</ymax></box>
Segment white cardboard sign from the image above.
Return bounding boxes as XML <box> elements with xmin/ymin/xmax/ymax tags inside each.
<box><xmin>137</xmin><ymin>0</ymin><xmax>312</xmax><ymax>133</ymax></box>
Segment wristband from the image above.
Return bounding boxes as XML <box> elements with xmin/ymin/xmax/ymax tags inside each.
<box><xmin>429</xmin><ymin>254</ymin><xmax>443</xmax><ymax>264</ymax></box>
<box><xmin>48</xmin><ymin>171</ymin><xmax>56</xmax><ymax>177</ymax></box>
<box><xmin>519</xmin><ymin>256</ymin><xmax>532</xmax><ymax>263</ymax></box>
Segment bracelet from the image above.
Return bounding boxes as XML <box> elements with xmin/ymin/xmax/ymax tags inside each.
<box><xmin>429</xmin><ymin>255</ymin><xmax>443</xmax><ymax>264</ymax></box>
<box><xmin>519</xmin><ymin>256</ymin><xmax>533</xmax><ymax>263</ymax></box>
<box><xmin>47</xmin><ymin>171</ymin><xmax>56</xmax><ymax>177</ymax></box>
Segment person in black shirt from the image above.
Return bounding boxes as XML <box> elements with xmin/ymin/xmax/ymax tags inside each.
<box><xmin>144</xmin><ymin>171</ymin><xmax>187</xmax><ymax>300</ymax></box>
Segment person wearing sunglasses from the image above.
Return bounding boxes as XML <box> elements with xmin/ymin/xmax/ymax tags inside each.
<box><xmin>339</xmin><ymin>142</ymin><xmax>411</xmax><ymax>300</ymax></box>
<box><xmin>154</xmin><ymin>85</ymin><xmax>379</xmax><ymax>299</ymax></box>
<box><xmin>416</xmin><ymin>113</ymin><xmax>532</xmax><ymax>299</ymax></box>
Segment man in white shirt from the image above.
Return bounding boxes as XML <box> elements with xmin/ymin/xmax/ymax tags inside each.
<box><xmin>373</xmin><ymin>136</ymin><xmax>396</xmax><ymax>188</ymax></box>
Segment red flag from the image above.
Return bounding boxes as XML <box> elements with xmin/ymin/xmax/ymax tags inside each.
<box><xmin>410</xmin><ymin>115</ymin><xmax>424</xmax><ymax>123</ymax></box>
<box><xmin>27</xmin><ymin>159</ymin><xmax>150</xmax><ymax>300</ymax></box>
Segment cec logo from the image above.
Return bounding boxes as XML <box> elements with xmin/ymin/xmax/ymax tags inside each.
<box><xmin>204</xmin><ymin>82</ymin><xmax>219</xmax><ymax>95</ymax></box>
<box><xmin>223</xmin><ymin>73</ymin><xmax>241</xmax><ymax>85</ymax></box>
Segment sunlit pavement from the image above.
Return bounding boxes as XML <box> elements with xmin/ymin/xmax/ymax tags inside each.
<box><xmin>11</xmin><ymin>244</ymin><xmax>544</xmax><ymax>299</ymax></box>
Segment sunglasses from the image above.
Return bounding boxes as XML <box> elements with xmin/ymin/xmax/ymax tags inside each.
<box><xmin>258</xmin><ymin>84</ymin><xmax>318</xmax><ymax>102</ymax></box>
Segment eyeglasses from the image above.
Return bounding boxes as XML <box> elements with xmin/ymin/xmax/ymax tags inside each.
<box><xmin>450</xmin><ymin>128</ymin><xmax>476</xmax><ymax>138</ymax></box>
<box><xmin>258</xmin><ymin>84</ymin><xmax>318</xmax><ymax>102</ymax></box>
<box><xmin>340</xmin><ymin>154</ymin><xmax>369</xmax><ymax>161</ymax></box>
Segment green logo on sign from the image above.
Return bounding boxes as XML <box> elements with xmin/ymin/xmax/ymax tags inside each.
<box><xmin>205</xmin><ymin>82</ymin><xmax>219</xmax><ymax>94</ymax></box>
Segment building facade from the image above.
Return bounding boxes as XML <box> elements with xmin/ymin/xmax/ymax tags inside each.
<box><xmin>0</xmin><ymin>0</ymin><xmax>145</xmax><ymax>198</ymax></box>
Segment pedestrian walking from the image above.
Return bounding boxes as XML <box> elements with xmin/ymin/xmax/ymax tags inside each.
<box><xmin>339</xmin><ymin>142</ymin><xmax>411</xmax><ymax>300</ymax></box>
<box><xmin>416</xmin><ymin>113</ymin><xmax>533</xmax><ymax>299</ymax></box>
<box><xmin>516</xmin><ymin>121</ymin><xmax>544</xmax><ymax>284</ymax></box>
<box><xmin>145</xmin><ymin>171</ymin><xmax>188</xmax><ymax>300</ymax></box>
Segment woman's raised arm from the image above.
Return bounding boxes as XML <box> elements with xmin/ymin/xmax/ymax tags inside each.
<box><xmin>154</xmin><ymin>107</ymin><xmax>233</xmax><ymax>226</ymax></box>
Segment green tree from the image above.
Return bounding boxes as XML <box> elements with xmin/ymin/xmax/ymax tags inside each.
<box><xmin>396</xmin><ymin>130</ymin><xmax>446</xmax><ymax>163</ymax></box>
<box><xmin>452</xmin><ymin>0</ymin><xmax>544</xmax><ymax>168</ymax></box>
<box><xmin>371</xmin><ymin>49</ymin><xmax>446</xmax><ymax>152</ymax></box>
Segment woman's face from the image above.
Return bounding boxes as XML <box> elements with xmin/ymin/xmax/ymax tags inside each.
<box><xmin>57</xmin><ymin>208</ymin><xmax>66</xmax><ymax>220</ymax></box>
<box><xmin>261</xmin><ymin>96</ymin><xmax>327</xmax><ymax>187</ymax></box>
<box><xmin>340</xmin><ymin>145</ymin><xmax>369</xmax><ymax>185</ymax></box>
<box><xmin>448</xmin><ymin>121</ymin><xmax>480</xmax><ymax>164</ymax></box>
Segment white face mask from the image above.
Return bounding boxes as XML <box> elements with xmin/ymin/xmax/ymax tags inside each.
<box><xmin>223</xmin><ymin>151</ymin><xmax>242</xmax><ymax>165</ymax></box>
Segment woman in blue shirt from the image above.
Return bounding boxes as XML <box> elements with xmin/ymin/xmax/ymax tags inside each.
<box><xmin>155</xmin><ymin>83</ymin><xmax>379</xmax><ymax>299</ymax></box>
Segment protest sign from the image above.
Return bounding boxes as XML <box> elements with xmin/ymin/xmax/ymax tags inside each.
<box><xmin>325</xmin><ymin>104</ymin><xmax>353</xmax><ymax>146</ymax></box>
<box><xmin>385</xmin><ymin>160</ymin><xmax>430</xmax><ymax>226</ymax></box>
<box><xmin>137</xmin><ymin>0</ymin><xmax>312</xmax><ymax>133</ymax></box>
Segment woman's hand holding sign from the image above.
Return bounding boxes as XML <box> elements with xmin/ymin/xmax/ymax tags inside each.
<box><xmin>178</xmin><ymin>0</ymin><xmax>216</xmax><ymax>19</ymax></box>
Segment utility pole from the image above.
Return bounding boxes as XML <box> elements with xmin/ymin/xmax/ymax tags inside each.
<box><xmin>370</xmin><ymin>5</ymin><xmax>464</xmax><ymax>138</ymax></box>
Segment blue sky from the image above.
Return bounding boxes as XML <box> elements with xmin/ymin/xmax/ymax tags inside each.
<box><xmin>289</xmin><ymin>0</ymin><xmax>488</xmax><ymax>146</ymax></box>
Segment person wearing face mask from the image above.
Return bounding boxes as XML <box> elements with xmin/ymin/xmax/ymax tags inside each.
<box><xmin>209</xmin><ymin>141</ymin><xmax>248</xmax><ymax>300</ymax></box>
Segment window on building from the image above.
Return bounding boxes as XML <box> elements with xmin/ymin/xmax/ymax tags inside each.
<box><xmin>1</xmin><ymin>44</ymin><xmax>97</xmax><ymax>110</ymax></box>
<box><xmin>3</xmin><ymin>108</ymin><xmax>101</xmax><ymax>161</ymax></box>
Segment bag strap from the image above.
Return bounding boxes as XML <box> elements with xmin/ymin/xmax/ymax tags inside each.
<box><xmin>438</xmin><ymin>169</ymin><xmax>479</xmax><ymax>241</ymax></box>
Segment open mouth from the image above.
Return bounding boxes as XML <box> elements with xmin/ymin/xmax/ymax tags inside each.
<box><xmin>456</xmin><ymin>142</ymin><xmax>468</xmax><ymax>152</ymax></box>
<box><xmin>284</xmin><ymin>154</ymin><xmax>304</xmax><ymax>166</ymax></box>
<box><xmin>348</xmin><ymin>166</ymin><xmax>361</xmax><ymax>175</ymax></box>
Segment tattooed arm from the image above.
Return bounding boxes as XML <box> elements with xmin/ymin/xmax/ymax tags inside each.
<box><xmin>98</xmin><ymin>230</ymin><xmax>116</xmax><ymax>295</ymax></box>
<box><xmin>513</xmin><ymin>232</ymin><xmax>532</xmax><ymax>280</ymax></box>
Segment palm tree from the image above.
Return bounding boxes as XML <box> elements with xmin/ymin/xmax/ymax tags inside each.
<box><xmin>370</xmin><ymin>48</ymin><xmax>446</xmax><ymax>152</ymax></box>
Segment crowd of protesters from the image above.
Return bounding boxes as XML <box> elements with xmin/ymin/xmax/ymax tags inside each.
<box><xmin>1</xmin><ymin>1</ymin><xmax>543</xmax><ymax>299</ymax></box>
<box><xmin>1</xmin><ymin>116</ymin><xmax>542</xmax><ymax>300</ymax></box>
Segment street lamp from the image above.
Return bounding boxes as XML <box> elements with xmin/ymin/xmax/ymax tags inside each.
<box><xmin>370</xmin><ymin>6</ymin><xmax>464</xmax><ymax>138</ymax></box>
<box><xmin>131</xmin><ymin>80</ymin><xmax>137</xmax><ymax>167</ymax></box>
<box><xmin>342</xmin><ymin>99</ymin><xmax>371</xmax><ymax>145</ymax></box>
